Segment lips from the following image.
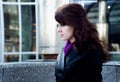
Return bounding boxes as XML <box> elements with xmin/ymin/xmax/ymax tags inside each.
<box><xmin>60</xmin><ymin>34</ymin><xmax>64</xmax><ymax>37</ymax></box>
<box><xmin>60</xmin><ymin>34</ymin><xmax>63</xmax><ymax>37</ymax></box>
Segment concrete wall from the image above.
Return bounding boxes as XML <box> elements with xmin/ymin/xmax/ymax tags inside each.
<box><xmin>102</xmin><ymin>61</ymin><xmax>120</xmax><ymax>82</ymax></box>
<box><xmin>0</xmin><ymin>61</ymin><xmax>120</xmax><ymax>82</ymax></box>
<box><xmin>0</xmin><ymin>62</ymin><xmax>56</xmax><ymax>82</ymax></box>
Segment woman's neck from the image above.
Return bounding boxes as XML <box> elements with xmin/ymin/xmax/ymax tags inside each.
<box><xmin>69</xmin><ymin>37</ymin><xmax>75</xmax><ymax>43</ymax></box>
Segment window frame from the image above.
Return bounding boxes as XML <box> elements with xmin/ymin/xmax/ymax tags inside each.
<box><xmin>0</xmin><ymin>0</ymin><xmax>39</xmax><ymax>62</ymax></box>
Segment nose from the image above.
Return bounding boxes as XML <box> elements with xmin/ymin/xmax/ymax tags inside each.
<box><xmin>57</xmin><ymin>26</ymin><xmax>62</xmax><ymax>32</ymax></box>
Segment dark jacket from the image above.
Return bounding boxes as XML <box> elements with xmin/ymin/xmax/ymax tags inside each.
<box><xmin>55</xmin><ymin>48</ymin><xmax>103</xmax><ymax>82</ymax></box>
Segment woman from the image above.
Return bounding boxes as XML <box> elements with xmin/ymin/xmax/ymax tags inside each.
<box><xmin>54</xmin><ymin>3</ymin><xmax>108</xmax><ymax>82</ymax></box>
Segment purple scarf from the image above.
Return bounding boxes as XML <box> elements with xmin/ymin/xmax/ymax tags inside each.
<box><xmin>64</xmin><ymin>41</ymin><xmax>74</xmax><ymax>56</ymax></box>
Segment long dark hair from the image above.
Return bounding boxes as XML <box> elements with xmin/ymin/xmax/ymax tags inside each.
<box><xmin>55</xmin><ymin>3</ymin><xmax>109</xmax><ymax>62</ymax></box>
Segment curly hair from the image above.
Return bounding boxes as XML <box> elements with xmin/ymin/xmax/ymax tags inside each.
<box><xmin>55</xmin><ymin>3</ymin><xmax>109</xmax><ymax>62</ymax></box>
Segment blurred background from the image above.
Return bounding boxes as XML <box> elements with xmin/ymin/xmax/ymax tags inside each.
<box><xmin>0</xmin><ymin>0</ymin><xmax>120</xmax><ymax>63</ymax></box>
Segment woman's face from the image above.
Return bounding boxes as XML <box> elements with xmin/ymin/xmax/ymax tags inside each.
<box><xmin>57</xmin><ymin>23</ymin><xmax>75</xmax><ymax>43</ymax></box>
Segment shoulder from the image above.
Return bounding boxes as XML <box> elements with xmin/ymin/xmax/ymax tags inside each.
<box><xmin>67</xmin><ymin>48</ymin><xmax>102</xmax><ymax>65</ymax></box>
<box><xmin>65</xmin><ymin>48</ymin><xmax>86</xmax><ymax>64</ymax></box>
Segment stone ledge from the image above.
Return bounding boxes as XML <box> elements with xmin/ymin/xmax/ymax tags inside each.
<box><xmin>0</xmin><ymin>62</ymin><xmax>56</xmax><ymax>82</ymax></box>
<box><xmin>103</xmin><ymin>61</ymin><xmax>120</xmax><ymax>66</ymax></box>
<box><xmin>0</xmin><ymin>62</ymin><xmax>55</xmax><ymax>68</ymax></box>
<box><xmin>0</xmin><ymin>61</ymin><xmax>120</xmax><ymax>82</ymax></box>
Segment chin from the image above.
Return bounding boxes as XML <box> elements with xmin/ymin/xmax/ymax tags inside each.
<box><xmin>61</xmin><ymin>38</ymin><xmax>68</xmax><ymax>41</ymax></box>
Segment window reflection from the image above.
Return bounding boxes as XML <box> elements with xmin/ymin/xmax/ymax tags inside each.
<box><xmin>85</xmin><ymin>2</ymin><xmax>98</xmax><ymax>23</ymax></box>
<box><xmin>109</xmin><ymin>1</ymin><xmax>120</xmax><ymax>51</ymax></box>
<box><xmin>85</xmin><ymin>0</ymin><xmax>98</xmax><ymax>1</ymax></box>
<box><xmin>110</xmin><ymin>53</ymin><xmax>120</xmax><ymax>61</ymax></box>
<box><xmin>21</xmin><ymin>0</ymin><xmax>35</xmax><ymax>2</ymax></box>
<box><xmin>4</xmin><ymin>54</ymin><xmax>19</xmax><ymax>62</ymax></box>
<box><xmin>22</xmin><ymin>54</ymin><xmax>43</xmax><ymax>61</ymax></box>
<box><xmin>21</xmin><ymin>5</ymin><xmax>36</xmax><ymax>51</ymax></box>
<box><xmin>22</xmin><ymin>54</ymin><xmax>36</xmax><ymax>61</ymax></box>
<box><xmin>3</xmin><ymin>5</ymin><xmax>19</xmax><ymax>52</ymax></box>
<box><xmin>3</xmin><ymin>0</ymin><xmax>17</xmax><ymax>2</ymax></box>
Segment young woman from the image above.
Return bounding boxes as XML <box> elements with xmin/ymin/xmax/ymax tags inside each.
<box><xmin>54</xmin><ymin>3</ymin><xmax>108</xmax><ymax>82</ymax></box>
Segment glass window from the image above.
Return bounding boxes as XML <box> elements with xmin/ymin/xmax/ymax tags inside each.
<box><xmin>85</xmin><ymin>2</ymin><xmax>98</xmax><ymax>23</ymax></box>
<box><xmin>84</xmin><ymin>0</ymin><xmax>98</xmax><ymax>1</ymax></box>
<box><xmin>106</xmin><ymin>0</ymin><xmax>120</xmax><ymax>61</ymax></box>
<box><xmin>2</xmin><ymin>0</ymin><xmax>17</xmax><ymax>2</ymax></box>
<box><xmin>4</xmin><ymin>54</ymin><xmax>19</xmax><ymax>62</ymax></box>
<box><xmin>2</xmin><ymin>0</ymin><xmax>35</xmax><ymax>2</ymax></box>
<box><xmin>108</xmin><ymin>1</ymin><xmax>120</xmax><ymax>52</ymax></box>
<box><xmin>2</xmin><ymin>0</ymin><xmax>37</xmax><ymax>62</ymax></box>
<box><xmin>21</xmin><ymin>54</ymin><xmax>43</xmax><ymax>62</ymax></box>
<box><xmin>3</xmin><ymin>5</ymin><xmax>19</xmax><ymax>52</ymax></box>
<box><xmin>110</xmin><ymin>53</ymin><xmax>120</xmax><ymax>61</ymax></box>
<box><xmin>70</xmin><ymin>1</ymin><xmax>82</xmax><ymax>4</ymax></box>
<box><xmin>21</xmin><ymin>5</ymin><xmax>36</xmax><ymax>51</ymax></box>
<box><xmin>107</xmin><ymin>0</ymin><xmax>116</xmax><ymax>1</ymax></box>
<box><xmin>0</xmin><ymin>3</ymin><xmax>2</xmax><ymax>61</ymax></box>
<box><xmin>21</xmin><ymin>0</ymin><xmax>35</xmax><ymax>2</ymax></box>
<box><xmin>22</xmin><ymin>54</ymin><xmax>35</xmax><ymax>61</ymax></box>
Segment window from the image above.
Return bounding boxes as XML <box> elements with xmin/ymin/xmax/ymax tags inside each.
<box><xmin>108</xmin><ymin>1</ymin><xmax>120</xmax><ymax>60</ymax></box>
<box><xmin>0</xmin><ymin>0</ymin><xmax>39</xmax><ymax>62</ymax></box>
<box><xmin>85</xmin><ymin>2</ymin><xmax>98</xmax><ymax>23</ymax></box>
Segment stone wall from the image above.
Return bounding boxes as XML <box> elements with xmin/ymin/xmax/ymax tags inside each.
<box><xmin>102</xmin><ymin>61</ymin><xmax>120</xmax><ymax>82</ymax></box>
<box><xmin>0</xmin><ymin>61</ymin><xmax>120</xmax><ymax>82</ymax></box>
<box><xmin>0</xmin><ymin>62</ymin><xmax>56</xmax><ymax>82</ymax></box>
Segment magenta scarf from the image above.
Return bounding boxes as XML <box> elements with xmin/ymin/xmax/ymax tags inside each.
<box><xmin>64</xmin><ymin>41</ymin><xmax>74</xmax><ymax>56</ymax></box>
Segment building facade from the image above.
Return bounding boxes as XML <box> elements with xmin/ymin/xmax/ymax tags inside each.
<box><xmin>0</xmin><ymin>0</ymin><xmax>120</xmax><ymax>63</ymax></box>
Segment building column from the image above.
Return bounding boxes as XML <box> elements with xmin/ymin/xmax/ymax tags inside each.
<box><xmin>97</xmin><ymin>0</ymin><xmax>108</xmax><ymax>44</ymax></box>
<box><xmin>38</xmin><ymin>0</ymin><xmax>69</xmax><ymax>58</ymax></box>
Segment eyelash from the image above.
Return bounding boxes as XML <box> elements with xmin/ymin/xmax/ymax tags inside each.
<box><xmin>57</xmin><ymin>24</ymin><xmax>65</xmax><ymax>27</ymax></box>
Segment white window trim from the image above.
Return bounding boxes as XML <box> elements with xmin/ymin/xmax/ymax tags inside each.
<box><xmin>1</xmin><ymin>0</ymin><xmax>38</xmax><ymax>63</ymax></box>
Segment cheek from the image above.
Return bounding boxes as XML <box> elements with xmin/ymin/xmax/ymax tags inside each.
<box><xmin>66</xmin><ymin>30</ymin><xmax>74</xmax><ymax>38</ymax></box>
<box><xmin>68</xmin><ymin>29</ymin><xmax>74</xmax><ymax>36</ymax></box>
<box><xmin>62</xmin><ymin>26</ymin><xmax>74</xmax><ymax>39</ymax></box>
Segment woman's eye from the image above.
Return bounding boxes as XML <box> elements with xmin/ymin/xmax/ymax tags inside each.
<box><xmin>60</xmin><ymin>24</ymin><xmax>64</xmax><ymax>27</ymax></box>
<box><xmin>57</xmin><ymin>24</ymin><xmax>59</xmax><ymax>27</ymax></box>
<box><xmin>57</xmin><ymin>24</ymin><xmax>65</xmax><ymax>27</ymax></box>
